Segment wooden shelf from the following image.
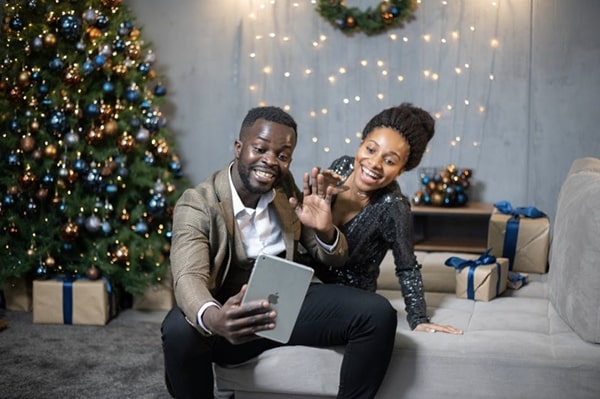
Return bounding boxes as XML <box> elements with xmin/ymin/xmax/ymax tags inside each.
<box><xmin>411</xmin><ymin>202</ymin><xmax>494</xmax><ymax>254</ymax></box>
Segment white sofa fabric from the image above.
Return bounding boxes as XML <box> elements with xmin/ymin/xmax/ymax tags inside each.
<box><xmin>215</xmin><ymin>157</ymin><xmax>600</xmax><ymax>399</ymax></box>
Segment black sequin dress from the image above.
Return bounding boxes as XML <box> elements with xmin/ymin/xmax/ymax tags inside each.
<box><xmin>315</xmin><ymin>156</ymin><xmax>430</xmax><ymax>329</ymax></box>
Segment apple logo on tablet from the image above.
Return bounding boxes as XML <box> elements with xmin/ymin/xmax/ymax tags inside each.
<box><xmin>268</xmin><ymin>292</ymin><xmax>279</xmax><ymax>305</ymax></box>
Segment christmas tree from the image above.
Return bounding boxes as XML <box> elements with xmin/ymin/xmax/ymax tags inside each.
<box><xmin>0</xmin><ymin>0</ymin><xmax>187</xmax><ymax>296</ymax></box>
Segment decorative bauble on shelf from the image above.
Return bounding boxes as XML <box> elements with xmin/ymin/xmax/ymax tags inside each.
<box><xmin>412</xmin><ymin>165</ymin><xmax>473</xmax><ymax>207</ymax></box>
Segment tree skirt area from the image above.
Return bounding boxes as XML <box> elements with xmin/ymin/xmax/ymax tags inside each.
<box><xmin>0</xmin><ymin>310</ymin><xmax>170</xmax><ymax>398</ymax></box>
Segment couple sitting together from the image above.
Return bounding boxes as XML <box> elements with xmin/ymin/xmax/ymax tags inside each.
<box><xmin>161</xmin><ymin>103</ymin><xmax>463</xmax><ymax>399</ymax></box>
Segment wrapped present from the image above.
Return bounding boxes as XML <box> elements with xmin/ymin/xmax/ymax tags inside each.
<box><xmin>445</xmin><ymin>249</ymin><xmax>509</xmax><ymax>301</ymax></box>
<box><xmin>507</xmin><ymin>271</ymin><xmax>529</xmax><ymax>290</ymax></box>
<box><xmin>487</xmin><ymin>201</ymin><xmax>550</xmax><ymax>273</ymax></box>
<box><xmin>2</xmin><ymin>277</ymin><xmax>32</xmax><ymax>311</ymax></box>
<box><xmin>33</xmin><ymin>277</ymin><xmax>115</xmax><ymax>325</ymax></box>
<box><xmin>132</xmin><ymin>275</ymin><xmax>175</xmax><ymax>311</ymax></box>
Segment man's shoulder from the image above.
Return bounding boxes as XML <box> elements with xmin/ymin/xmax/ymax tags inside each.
<box><xmin>177</xmin><ymin>167</ymin><xmax>230</xmax><ymax>205</ymax></box>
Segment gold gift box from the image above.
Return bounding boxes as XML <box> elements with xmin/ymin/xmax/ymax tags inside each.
<box><xmin>3</xmin><ymin>277</ymin><xmax>32</xmax><ymax>312</ymax></box>
<box><xmin>455</xmin><ymin>257</ymin><xmax>509</xmax><ymax>301</ymax></box>
<box><xmin>33</xmin><ymin>278</ymin><xmax>114</xmax><ymax>325</ymax></box>
<box><xmin>132</xmin><ymin>275</ymin><xmax>175</xmax><ymax>311</ymax></box>
<box><xmin>487</xmin><ymin>210</ymin><xmax>550</xmax><ymax>273</ymax></box>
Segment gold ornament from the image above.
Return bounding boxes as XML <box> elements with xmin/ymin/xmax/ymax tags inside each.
<box><xmin>18</xmin><ymin>71</ymin><xmax>31</xmax><ymax>87</ymax></box>
<box><xmin>87</xmin><ymin>27</ymin><xmax>102</xmax><ymax>41</ymax></box>
<box><xmin>127</xmin><ymin>44</ymin><xmax>141</xmax><ymax>60</ymax></box>
<box><xmin>44</xmin><ymin>144</ymin><xmax>58</xmax><ymax>159</ymax></box>
<box><xmin>117</xmin><ymin>133</ymin><xmax>135</xmax><ymax>153</ymax></box>
<box><xmin>60</xmin><ymin>222</ymin><xmax>79</xmax><ymax>241</ymax></box>
<box><xmin>86</xmin><ymin>127</ymin><xmax>104</xmax><ymax>144</ymax></box>
<box><xmin>36</xmin><ymin>188</ymin><xmax>49</xmax><ymax>201</ymax></box>
<box><xmin>44</xmin><ymin>256</ymin><xmax>56</xmax><ymax>268</ymax></box>
<box><xmin>101</xmin><ymin>0</ymin><xmax>123</xmax><ymax>8</ymax></box>
<box><xmin>120</xmin><ymin>208</ymin><xmax>130</xmax><ymax>222</ymax></box>
<box><xmin>86</xmin><ymin>265</ymin><xmax>101</xmax><ymax>280</ymax></box>
<box><xmin>19</xmin><ymin>170</ymin><xmax>37</xmax><ymax>189</ymax></box>
<box><xmin>103</xmin><ymin>119</ymin><xmax>119</xmax><ymax>136</ymax></box>
<box><xmin>20</xmin><ymin>135</ymin><xmax>36</xmax><ymax>152</ymax></box>
<box><xmin>112</xmin><ymin>64</ymin><xmax>128</xmax><ymax>77</ymax></box>
<box><xmin>43</xmin><ymin>33</ymin><xmax>57</xmax><ymax>48</ymax></box>
<box><xmin>30</xmin><ymin>119</ymin><xmax>40</xmax><ymax>132</ymax></box>
<box><xmin>111</xmin><ymin>244</ymin><xmax>129</xmax><ymax>263</ymax></box>
<box><xmin>153</xmin><ymin>138</ymin><xmax>169</xmax><ymax>159</ymax></box>
<box><xmin>63</xmin><ymin>67</ymin><xmax>82</xmax><ymax>86</ymax></box>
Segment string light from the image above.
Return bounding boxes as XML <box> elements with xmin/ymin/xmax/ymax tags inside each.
<box><xmin>241</xmin><ymin>0</ymin><xmax>501</xmax><ymax>159</ymax></box>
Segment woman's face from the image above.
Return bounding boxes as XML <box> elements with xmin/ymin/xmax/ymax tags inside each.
<box><xmin>353</xmin><ymin>127</ymin><xmax>410</xmax><ymax>193</ymax></box>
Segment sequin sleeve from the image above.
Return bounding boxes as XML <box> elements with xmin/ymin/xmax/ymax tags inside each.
<box><xmin>381</xmin><ymin>193</ymin><xmax>430</xmax><ymax>330</ymax></box>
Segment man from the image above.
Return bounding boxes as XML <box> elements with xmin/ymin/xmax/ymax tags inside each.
<box><xmin>161</xmin><ymin>106</ymin><xmax>397</xmax><ymax>398</ymax></box>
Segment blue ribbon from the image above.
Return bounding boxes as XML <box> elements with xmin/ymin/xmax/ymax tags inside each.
<box><xmin>494</xmin><ymin>201</ymin><xmax>547</xmax><ymax>270</ymax></box>
<box><xmin>53</xmin><ymin>275</ymin><xmax>113</xmax><ymax>324</ymax></box>
<box><xmin>445</xmin><ymin>249</ymin><xmax>500</xmax><ymax>300</ymax></box>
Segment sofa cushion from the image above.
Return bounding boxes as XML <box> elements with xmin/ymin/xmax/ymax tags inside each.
<box><xmin>549</xmin><ymin>157</ymin><xmax>600</xmax><ymax>344</ymax></box>
<box><xmin>215</xmin><ymin>290</ymin><xmax>600</xmax><ymax>398</ymax></box>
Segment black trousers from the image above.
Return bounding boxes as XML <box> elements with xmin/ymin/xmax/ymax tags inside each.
<box><xmin>161</xmin><ymin>283</ymin><xmax>397</xmax><ymax>399</ymax></box>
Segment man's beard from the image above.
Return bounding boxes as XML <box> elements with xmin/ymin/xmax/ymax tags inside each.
<box><xmin>237</xmin><ymin>161</ymin><xmax>280</xmax><ymax>194</ymax></box>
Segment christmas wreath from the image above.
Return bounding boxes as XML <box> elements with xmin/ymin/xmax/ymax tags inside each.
<box><xmin>316</xmin><ymin>0</ymin><xmax>418</xmax><ymax>36</ymax></box>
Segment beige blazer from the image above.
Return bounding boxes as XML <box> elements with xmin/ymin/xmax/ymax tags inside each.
<box><xmin>169</xmin><ymin>165</ymin><xmax>348</xmax><ymax>327</ymax></box>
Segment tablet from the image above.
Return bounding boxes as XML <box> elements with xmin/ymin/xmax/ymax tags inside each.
<box><xmin>241</xmin><ymin>254</ymin><xmax>314</xmax><ymax>343</ymax></box>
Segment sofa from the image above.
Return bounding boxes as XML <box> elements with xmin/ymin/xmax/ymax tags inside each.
<box><xmin>214</xmin><ymin>157</ymin><xmax>600</xmax><ymax>399</ymax></box>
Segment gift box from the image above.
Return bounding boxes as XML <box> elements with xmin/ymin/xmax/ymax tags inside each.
<box><xmin>507</xmin><ymin>271</ymin><xmax>529</xmax><ymax>290</ymax></box>
<box><xmin>445</xmin><ymin>250</ymin><xmax>509</xmax><ymax>301</ymax></box>
<box><xmin>2</xmin><ymin>277</ymin><xmax>32</xmax><ymax>311</ymax></box>
<box><xmin>33</xmin><ymin>278</ymin><xmax>115</xmax><ymax>325</ymax></box>
<box><xmin>132</xmin><ymin>275</ymin><xmax>175</xmax><ymax>311</ymax></box>
<box><xmin>487</xmin><ymin>201</ymin><xmax>550</xmax><ymax>273</ymax></box>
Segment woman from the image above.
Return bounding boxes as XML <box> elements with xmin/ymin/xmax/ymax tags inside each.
<box><xmin>317</xmin><ymin>103</ymin><xmax>462</xmax><ymax>335</ymax></box>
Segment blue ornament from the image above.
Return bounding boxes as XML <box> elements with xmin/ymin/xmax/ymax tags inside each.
<box><xmin>147</xmin><ymin>194</ymin><xmax>166</xmax><ymax>216</ymax></box>
<box><xmin>82</xmin><ymin>59</ymin><xmax>95</xmax><ymax>74</ymax></box>
<box><xmin>114</xmin><ymin>39</ymin><xmax>126</xmax><ymax>52</ymax></box>
<box><xmin>125</xmin><ymin>87</ymin><xmax>141</xmax><ymax>103</ymax></box>
<box><xmin>456</xmin><ymin>192</ymin><xmax>468</xmax><ymax>205</ymax></box>
<box><xmin>144</xmin><ymin>152</ymin><xmax>155</xmax><ymax>164</ymax></box>
<box><xmin>140</xmin><ymin>100</ymin><xmax>152</xmax><ymax>110</ymax></box>
<box><xmin>138</xmin><ymin>62</ymin><xmax>150</xmax><ymax>75</ymax></box>
<box><xmin>58</xmin><ymin>15</ymin><xmax>82</xmax><ymax>41</ymax></box>
<box><xmin>10</xmin><ymin>17</ymin><xmax>24</xmax><ymax>31</ymax></box>
<box><xmin>36</xmin><ymin>264</ymin><xmax>48</xmax><ymax>279</ymax></box>
<box><xmin>48</xmin><ymin>111</ymin><xmax>68</xmax><ymax>134</ymax></box>
<box><xmin>94</xmin><ymin>54</ymin><xmax>106</xmax><ymax>67</ymax></box>
<box><xmin>169</xmin><ymin>159</ymin><xmax>182</xmax><ymax>175</ymax></box>
<box><xmin>97</xmin><ymin>15</ymin><xmax>109</xmax><ymax>28</ymax></box>
<box><xmin>41</xmin><ymin>173</ymin><xmax>55</xmax><ymax>187</ymax></box>
<box><xmin>85</xmin><ymin>103</ymin><xmax>100</xmax><ymax>118</ymax></box>
<box><xmin>41</xmin><ymin>98</ymin><xmax>52</xmax><ymax>107</ymax></box>
<box><xmin>102</xmin><ymin>221</ymin><xmax>113</xmax><ymax>236</ymax></box>
<box><xmin>9</xmin><ymin>119</ymin><xmax>19</xmax><ymax>132</ymax></box>
<box><xmin>3</xmin><ymin>194</ymin><xmax>15</xmax><ymax>206</ymax></box>
<box><xmin>72</xmin><ymin>158</ymin><xmax>87</xmax><ymax>172</ymax></box>
<box><xmin>48</xmin><ymin>57</ymin><xmax>65</xmax><ymax>70</ymax></box>
<box><xmin>37</xmin><ymin>83</ymin><xmax>49</xmax><ymax>95</ymax></box>
<box><xmin>154</xmin><ymin>84</ymin><xmax>167</xmax><ymax>96</ymax></box>
<box><xmin>102</xmin><ymin>81</ymin><xmax>115</xmax><ymax>94</ymax></box>
<box><xmin>106</xmin><ymin>184</ymin><xmax>118</xmax><ymax>195</ymax></box>
<box><xmin>6</xmin><ymin>153</ymin><xmax>19</xmax><ymax>166</ymax></box>
<box><xmin>130</xmin><ymin>117</ymin><xmax>141</xmax><ymax>128</ymax></box>
<box><xmin>134</xmin><ymin>220</ymin><xmax>149</xmax><ymax>234</ymax></box>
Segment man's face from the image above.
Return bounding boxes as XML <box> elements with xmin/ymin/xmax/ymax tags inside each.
<box><xmin>232</xmin><ymin>119</ymin><xmax>296</xmax><ymax>202</ymax></box>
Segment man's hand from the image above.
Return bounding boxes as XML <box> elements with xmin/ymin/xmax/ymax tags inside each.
<box><xmin>289</xmin><ymin>167</ymin><xmax>340</xmax><ymax>243</ymax></box>
<box><xmin>202</xmin><ymin>285</ymin><xmax>277</xmax><ymax>344</ymax></box>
